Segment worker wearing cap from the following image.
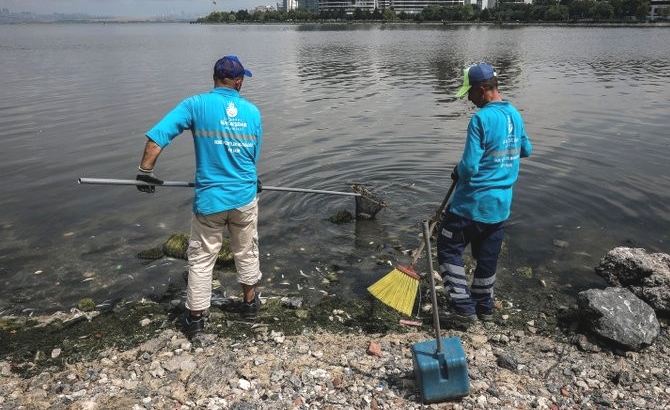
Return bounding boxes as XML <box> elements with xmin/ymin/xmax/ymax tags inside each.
<box><xmin>136</xmin><ymin>55</ymin><xmax>263</xmax><ymax>340</ymax></box>
<box><xmin>437</xmin><ymin>62</ymin><xmax>532</xmax><ymax>327</ymax></box>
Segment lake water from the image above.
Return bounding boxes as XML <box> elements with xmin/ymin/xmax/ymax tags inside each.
<box><xmin>1</xmin><ymin>23</ymin><xmax>669</xmax><ymax>316</ymax></box>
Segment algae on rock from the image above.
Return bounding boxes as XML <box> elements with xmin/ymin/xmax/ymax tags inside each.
<box><xmin>138</xmin><ymin>233</ymin><xmax>235</xmax><ymax>266</ymax></box>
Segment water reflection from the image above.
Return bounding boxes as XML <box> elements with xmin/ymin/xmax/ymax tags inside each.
<box><xmin>0</xmin><ymin>23</ymin><xmax>668</xmax><ymax>316</ymax></box>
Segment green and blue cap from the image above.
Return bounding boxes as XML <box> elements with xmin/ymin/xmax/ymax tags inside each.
<box><xmin>455</xmin><ymin>63</ymin><xmax>496</xmax><ymax>98</ymax></box>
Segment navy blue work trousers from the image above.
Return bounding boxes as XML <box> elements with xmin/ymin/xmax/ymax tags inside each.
<box><xmin>436</xmin><ymin>210</ymin><xmax>505</xmax><ymax>315</ymax></box>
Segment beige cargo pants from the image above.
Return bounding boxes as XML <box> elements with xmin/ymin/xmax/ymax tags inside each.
<box><xmin>185</xmin><ymin>197</ymin><xmax>262</xmax><ymax>312</ymax></box>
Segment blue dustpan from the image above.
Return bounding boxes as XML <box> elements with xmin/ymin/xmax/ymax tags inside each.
<box><xmin>411</xmin><ymin>220</ymin><xmax>470</xmax><ymax>403</ymax></box>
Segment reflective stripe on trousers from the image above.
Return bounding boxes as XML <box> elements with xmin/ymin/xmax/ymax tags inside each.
<box><xmin>436</xmin><ymin>210</ymin><xmax>504</xmax><ymax>314</ymax></box>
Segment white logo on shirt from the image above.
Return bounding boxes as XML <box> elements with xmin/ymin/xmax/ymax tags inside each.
<box><xmin>226</xmin><ymin>102</ymin><xmax>238</xmax><ymax>118</ymax></box>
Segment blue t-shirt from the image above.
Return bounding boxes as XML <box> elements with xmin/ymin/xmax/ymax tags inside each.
<box><xmin>146</xmin><ymin>87</ymin><xmax>262</xmax><ymax>215</ymax></box>
<box><xmin>450</xmin><ymin>100</ymin><xmax>532</xmax><ymax>224</ymax></box>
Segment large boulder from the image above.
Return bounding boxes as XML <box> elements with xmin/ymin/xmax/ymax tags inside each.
<box><xmin>577</xmin><ymin>287</ymin><xmax>660</xmax><ymax>351</ymax></box>
<box><xmin>594</xmin><ymin>247</ymin><xmax>670</xmax><ymax>314</ymax></box>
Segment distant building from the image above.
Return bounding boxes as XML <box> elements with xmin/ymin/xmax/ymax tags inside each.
<box><xmin>650</xmin><ymin>0</ymin><xmax>670</xmax><ymax>20</ymax></box>
<box><xmin>391</xmin><ymin>0</ymin><xmax>465</xmax><ymax>14</ymax></box>
<box><xmin>299</xmin><ymin>0</ymin><xmax>320</xmax><ymax>12</ymax></box>
<box><xmin>255</xmin><ymin>4</ymin><xmax>277</xmax><ymax>12</ymax></box>
<box><xmin>278</xmin><ymin>0</ymin><xmax>299</xmax><ymax>12</ymax></box>
<box><xmin>317</xmin><ymin>0</ymin><xmax>470</xmax><ymax>14</ymax></box>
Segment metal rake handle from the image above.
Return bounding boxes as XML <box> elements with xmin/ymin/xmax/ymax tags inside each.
<box><xmin>409</xmin><ymin>179</ymin><xmax>457</xmax><ymax>266</ymax></box>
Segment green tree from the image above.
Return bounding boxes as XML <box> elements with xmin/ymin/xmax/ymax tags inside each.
<box><xmin>457</xmin><ymin>5</ymin><xmax>477</xmax><ymax>21</ymax></box>
<box><xmin>382</xmin><ymin>8</ymin><xmax>397</xmax><ymax>21</ymax></box>
<box><xmin>420</xmin><ymin>5</ymin><xmax>442</xmax><ymax>21</ymax></box>
<box><xmin>236</xmin><ymin>9</ymin><xmax>250</xmax><ymax>21</ymax></box>
<box><xmin>544</xmin><ymin>4</ymin><xmax>569</xmax><ymax>20</ymax></box>
<box><xmin>569</xmin><ymin>0</ymin><xmax>595</xmax><ymax>19</ymax></box>
<box><xmin>593</xmin><ymin>1</ymin><xmax>614</xmax><ymax>20</ymax></box>
<box><xmin>621</xmin><ymin>0</ymin><xmax>650</xmax><ymax>20</ymax></box>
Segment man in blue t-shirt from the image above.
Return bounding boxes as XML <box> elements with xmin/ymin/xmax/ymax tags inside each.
<box><xmin>437</xmin><ymin>62</ymin><xmax>532</xmax><ymax>327</ymax></box>
<box><xmin>136</xmin><ymin>55</ymin><xmax>263</xmax><ymax>340</ymax></box>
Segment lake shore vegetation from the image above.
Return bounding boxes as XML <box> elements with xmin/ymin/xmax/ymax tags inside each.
<box><xmin>193</xmin><ymin>0</ymin><xmax>669</xmax><ymax>25</ymax></box>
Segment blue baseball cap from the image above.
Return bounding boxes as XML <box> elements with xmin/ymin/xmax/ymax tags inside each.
<box><xmin>214</xmin><ymin>55</ymin><xmax>252</xmax><ymax>79</ymax></box>
<box><xmin>455</xmin><ymin>63</ymin><xmax>496</xmax><ymax>98</ymax></box>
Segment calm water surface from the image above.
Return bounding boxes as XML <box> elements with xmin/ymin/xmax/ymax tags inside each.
<box><xmin>1</xmin><ymin>23</ymin><xmax>669</xmax><ymax>315</ymax></box>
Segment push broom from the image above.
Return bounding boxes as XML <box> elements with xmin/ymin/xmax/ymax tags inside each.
<box><xmin>367</xmin><ymin>178</ymin><xmax>457</xmax><ymax>316</ymax></box>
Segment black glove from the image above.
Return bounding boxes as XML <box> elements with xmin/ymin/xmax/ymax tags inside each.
<box><xmin>136</xmin><ymin>169</ymin><xmax>163</xmax><ymax>193</ymax></box>
<box><xmin>257</xmin><ymin>178</ymin><xmax>262</xmax><ymax>193</ymax></box>
<box><xmin>450</xmin><ymin>165</ymin><xmax>459</xmax><ymax>182</ymax></box>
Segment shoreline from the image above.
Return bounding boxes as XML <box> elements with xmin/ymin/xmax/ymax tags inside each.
<box><xmin>1</xmin><ymin>291</ymin><xmax>669</xmax><ymax>409</ymax></box>
<box><xmin>2</xmin><ymin>19</ymin><xmax>669</xmax><ymax>28</ymax></box>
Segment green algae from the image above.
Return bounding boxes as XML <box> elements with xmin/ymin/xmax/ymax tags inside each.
<box><xmin>0</xmin><ymin>301</ymin><xmax>167</xmax><ymax>378</ymax></box>
<box><xmin>136</xmin><ymin>233</ymin><xmax>235</xmax><ymax>265</ymax></box>
<box><xmin>77</xmin><ymin>298</ymin><xmax>96</xmax><ymax>312</ymax></box>
<box><xmin>0</xmin><ymin>292</ymin><xmax>414</xmax><ymax>379</ymax></box>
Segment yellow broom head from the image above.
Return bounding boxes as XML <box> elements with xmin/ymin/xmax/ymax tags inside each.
<box><xmin>367</xmin><ymin>265</ymin><xmax>420</xmax><ymax>316</ymax></box>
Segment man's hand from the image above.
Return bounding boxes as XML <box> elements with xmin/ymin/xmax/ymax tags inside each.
<box><xmin>450</xmin><ymin>165</ymin><xmax>459</xmax><ymax>182</ymax></box>
<box><xmin>257</xmin><ymin>178</ymin><xmax>262</xmax><ymax>193</ymax></box>
<box><xmin>136</xmin><ymin>168</ymin><xmax>163</xmax><ymax>193</ymax></box>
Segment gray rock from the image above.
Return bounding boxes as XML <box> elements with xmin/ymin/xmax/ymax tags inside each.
<box><xmin>495</xmin><ymin>352</ymin><xmax>518</xmax><ymax>371</ymax></box>
<box><xmin>577</xmin><ymin>287</ymin><xmax>660</xmax><ymax>351</ymax></box>
<box><xmin>595</xmin><ymin>247</ymin><xmax>670</xmax><ymax>313</ymax></box>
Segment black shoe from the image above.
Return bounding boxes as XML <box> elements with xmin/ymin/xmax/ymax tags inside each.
<box><xmin>182</xmin><ymin>314</ymin><xmax>205</xmax><ymax>339</ymax></box>
<box><xmin>439</xmin><ymin>308</ymin><xmax>477</xmax><ymax>328</ymax></box>
<box><xmin>240</xmin><ymin>292</ymin><xmax>261</xmax><ymax>320</ymax></box>
<box><xmin>476</xmin><ymin>309</ymin><xmax>495</xmax><ymax>322</ymax></box>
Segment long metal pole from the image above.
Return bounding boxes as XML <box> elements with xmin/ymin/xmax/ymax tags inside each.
<box><xmin>422</xmin><ymin>219</ymin><xmax>442</xmax><ymax>353</ymax></box>
<box><xmin>77</xmin><ymin>178</ymin><xmax>361</xmax><ymax>197</ymax></box>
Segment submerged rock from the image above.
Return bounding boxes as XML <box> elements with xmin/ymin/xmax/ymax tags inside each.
<box><xmin>137</xmin><ymin>233</ymin><xmax>235</xmax><ymax>266</ymax></box>
<box><xmin>328</xmin><ymin>210</ymin><xmax>354</xmax><ymax>224</ymax></box>
<box><xmin>77</xmin><ymin>298</ymin><xmax>96</xmax><ymax>312</ymax></box>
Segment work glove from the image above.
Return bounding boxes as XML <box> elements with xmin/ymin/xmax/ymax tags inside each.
<box><xmin>257</xmin><ymin>178</ymin><xmax>262</xmax><ymax>193</ymax></box>
<box><xmin>136</xmin><ymin>168</ymin><xmax>163</xmax><ymax>193</ymax></box>
<box><xmin>450</xmin><ymin>165</ymin><xmax>459</xmax><ymax>182</ymax></box>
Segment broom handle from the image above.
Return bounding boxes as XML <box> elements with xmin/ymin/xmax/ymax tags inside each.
<box><xmin>77</xmin><ymin>178</ymin><xmax>361</xmax><ymax>197</ymax></box>
<box><xmin>409</xmin><ymin>179</ymin><xmax>457</xmax><ymax>266</ymax></box>
<box><xmin>423</xmin><ymin>219</ymin><xmax>443</xmax><ymax>352</ymax></box>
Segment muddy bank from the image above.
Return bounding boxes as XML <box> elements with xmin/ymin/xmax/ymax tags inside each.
<box><xmin>1</xmin><ymin>291</ymin><xmax>669</xmax><ymax>409</ymax></box>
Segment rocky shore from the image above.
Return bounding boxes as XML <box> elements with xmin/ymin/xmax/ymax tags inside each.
<box><xmin>2</xmin><ymin>245</ymin><xmax>669</xmax><ymax>409</ymax></box>
<box><xmin>1</xmin><ymin>296</ymin><xmax>669</xmax><ymax>410</ymax></box>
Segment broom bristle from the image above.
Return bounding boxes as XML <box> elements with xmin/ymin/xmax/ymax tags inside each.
<box><xmin>367</xmin><ymin>265</ymin><xmax>420</xmax><ymax>316</ymax></box>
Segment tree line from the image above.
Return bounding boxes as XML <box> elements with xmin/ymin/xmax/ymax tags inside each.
<box><xmin>194</xmin><ymin>0</ymin><xmax>666</xmax><ymax>23</ymax></box>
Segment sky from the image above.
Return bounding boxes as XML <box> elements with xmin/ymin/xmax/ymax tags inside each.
<box><xmin>0</xmin><ymin>0</ymin><xmax>268</xmax><ymax>17</ymax></box>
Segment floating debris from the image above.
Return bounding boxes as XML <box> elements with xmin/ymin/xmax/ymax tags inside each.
<box><xmin>328</xmin><ymin>210</ymin><xmax>354</xmax><ymax>224</ymax></box>
<box><xmin>553</xmin><ymin>239</ymin><xmax>569</xmax><ymax>248</ymax></box>
<box><xmin>281</xmin><ymin>297</ymin><xmax>304</xmax><ymax>309</ymax></box>
<box><xmin>515</xmin><ymin>266</ymin><xmax>534</xmax><ymax>278</ymax></box>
